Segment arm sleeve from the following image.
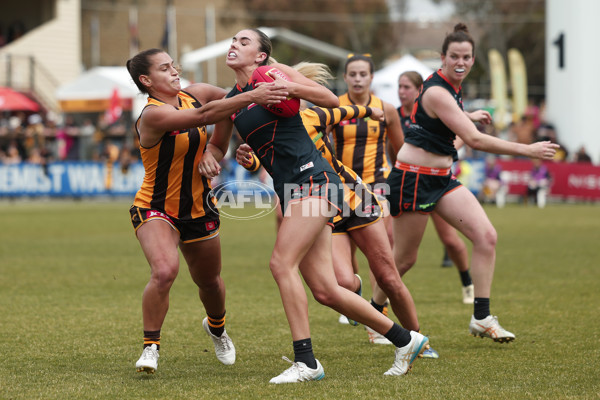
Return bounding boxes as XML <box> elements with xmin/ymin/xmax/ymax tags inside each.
<box><xmin>326</xmin><ymin>105</ymin><xmax>373</xmax><ymax>126</ymax></box>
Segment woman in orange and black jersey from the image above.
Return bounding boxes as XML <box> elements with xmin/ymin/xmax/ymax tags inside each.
<box><xmin>199</xmin><ymin>28</ymin><xmax>428</xmax><ymax>383</ymax></box>
<box><xmin>388</xmin><ymin>24</ymin><xmax>558</xmax><ymax>343</ymax></box>
<box><xmin>126</xmin><ymin>48</ymin><xmax>287</xmax><ymax>374</ymax></box>
<box><xmin>237</xmin><ymin>103</ymin><xmax>422</xmax><ymax>348</ymax></box>
<box><xmin>396</xmin><ymin>70</ymin><xmax>475</xmax><ymax>305</ymax></box>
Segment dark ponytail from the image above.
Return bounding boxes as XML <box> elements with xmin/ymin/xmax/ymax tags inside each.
<box><xmin>249</xmin><ymin>28</ymin><xmax>273</xmax><ymax>66</ymax></box>
<box><xmin>126</xmin><ymin>48</ymin><xmax>165</xmax><ymax>94</ymax></box>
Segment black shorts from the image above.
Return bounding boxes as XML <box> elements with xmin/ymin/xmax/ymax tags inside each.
<box><xmin>371</xmin><ymin>184</ymin><xmax>389</xmax><ymax>202</ymax></box>
<box><xmin>333</xmin><ymin>183</ymin><xmax>382</xmax><ymax>234</ymax></box>
<box><xmin>386</xmin><ymin>162</ymin><xmax>462</xmax><ymax>216</ymax></box>
<box><xmin>129</xmin><ymin>206</ymin><xmax>220</xmax><ymax>244</ymax></box>
<box><xmin>279</xmin><ymin>170</ymin><xmax>343</xmax><ymax>223</ymax></box>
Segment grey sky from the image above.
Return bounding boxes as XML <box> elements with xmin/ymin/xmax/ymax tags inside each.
<box><xmin>388</xmin><ymin>0</ymin><xmax>455</xmax><ymax>22</ymax></box>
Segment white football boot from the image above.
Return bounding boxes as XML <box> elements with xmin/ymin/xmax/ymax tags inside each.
<box><xmin>136</xmin><ymin>344</ymin><xmax>159</xmax><ymax>374</ymax></box>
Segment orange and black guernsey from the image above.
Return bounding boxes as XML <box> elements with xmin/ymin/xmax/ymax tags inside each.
<box><xmin>243</xmin><ymin>105</ymin><xmax>377</xmax><ymax>214</ymax></box>
<box><xmin>404</xmin><ymin>69</ymin><xmax>462</xmax><ymax>161</ymax></box>
<box><xmin>133</xmin><ymin>91</ymin><xmax>216</xmax><ymax>220</ymax></box>
<box><xmin>332</xmin><ymin>93</ymin><xmax>389</xmax><ymax>185</ymax></box>
<box><xmin>242</xmin><ymin>105</ymin><xmax>375</xmax><ymax>188</ymax></box>
<box><xmin>226</xmin><ymin>82</ymin><xmax>340</xmax><ymax>200</ymax></box>
<box><xmin>302</xmin><ymin>105</ymin><xmax>372</xmax><ymax>187</ymax></box>
<box><xmin>397</xmin><ymin>106</ymin><xmax>411</xmax><ymax>132</ymax></box>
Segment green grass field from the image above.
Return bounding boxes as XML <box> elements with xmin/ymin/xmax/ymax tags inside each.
<box><xmin>0</xmin><ymin>200</ymin><xmax>598</xmax><ymax>399</ymax></box>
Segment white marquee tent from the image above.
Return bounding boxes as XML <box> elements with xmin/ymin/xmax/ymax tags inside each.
<box><xmin>181</xmin><ymin>27</ymin><xmax>351</xmax><ymax>85</ymax></box>
<box><xmin>371</xmin><ymin>54</ymin><xmax>434</xmax><ymax>108</ymax></box>
<box><xmin>55</xmin><ymin>66</ymin><xmax>189</xmax><ymax>117</ymax></box>
<box><xmin>55</xmin><ymin>67</ymin><xmax>145</xmax><ymax>102</ymax></box>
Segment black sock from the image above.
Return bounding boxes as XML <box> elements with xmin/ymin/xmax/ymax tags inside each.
<box><xmin>143</xmin><ymin>330</ymin><xmax>160</xmax><ymax>350</ymax></box>
<box><xmin>443</xmin><ymin>250</ymin><xmax>450</xmax><ymax>262</ymax></box>
<box><xmin>370</xmin><ymin>299</ymin><xmax>385</xmax><ymax>313</ymax></box>
<box><xmin>459</xmin><ymin>269</ymin><xmax>473</xmax><ymax>287</ymax></box>
<box><xmin>474</xmin><ymin>298</ymin><xmax>490</xmax><ymax>320</ymax></box>
<box><xmin>293</xmin><ymin>338</ymin><xmax>317</xmax><ymax>369</ymax></box>
<box><xmin>383</xmin><ymin>323</ymin><xmax>412</xmax><ymax>348</ymax></box>
<box><xmin>206</xmin><ymin>312</ymin><xmax>226</xmax><ymax>337</ymax></box>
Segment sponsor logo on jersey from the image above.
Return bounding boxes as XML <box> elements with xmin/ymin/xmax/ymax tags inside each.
<box><xmin>169</xmin><ymin>128</ymin><xmax>192</xmax><ymax>136</ymax></box>
<box><xmin>147</xmin><ymin>210</ymin><xmax>168</xmax><ymax>219</ymax></box>
<box><xmin>145</xmin><ymin>210</ymin><xmax>174</xmax><ymax>224</ymax></box>
<box><xmin>299</xmin><ymin>161</ymin><xmax>314</xmax><ymax>172</ymax></box>
<box><xmin>339</xmin><ymin>118</ymin><xmax>357</xmax><ymax>126</ymax></box>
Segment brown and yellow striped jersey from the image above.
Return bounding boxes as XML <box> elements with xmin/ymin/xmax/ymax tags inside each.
<box><xmin>301</xmin><ymin>105</ymin><xmax>372</xmax><ymax>188</ymax></box>
<box><xmin>332</xmin><ymin>93</ymin><xmax>390</xmax><ymax>184</ymax></box>
<box><xmin>133</xmin><ymin>91</ymin><xmax>216</xmax><ymax>220</ymax></box>
<box><xmin>244</xmin><ymin>105</ymin><xmax>377</xmax><ymax>210</ymax></box>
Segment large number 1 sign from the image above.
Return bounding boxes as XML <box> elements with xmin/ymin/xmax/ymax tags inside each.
<box><xmin>546</xmin><ymin>0</ymin><xmax>600</xmax><ymax>164</ymax></box>
<box><xmin>552</xmin><ymin>32</ymin><xmax>564</xmax><ymax>69</ymax></box>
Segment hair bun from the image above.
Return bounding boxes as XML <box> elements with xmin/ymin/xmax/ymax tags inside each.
<box><xmin>454</xmin><ymin>23</ymin><xmax>469</xmax><ymax>33</ymax></box>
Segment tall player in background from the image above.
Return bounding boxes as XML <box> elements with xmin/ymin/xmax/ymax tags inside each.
<box><xmin>397</xmin><ymin>71</ymin><xmax>475</xmax><ymax>305</ymax></box>
<box><xmin>387</xmin><ymin>24</ymin><xmax>559</xmax><ymax>343</ymax></box>
<box><xmin>126</xmin><ymin>48</ymin><xmax>288</xmax><ymax>374</ymax></box>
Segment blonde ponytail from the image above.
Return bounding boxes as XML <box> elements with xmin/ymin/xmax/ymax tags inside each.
<box><xmin>292</xmin><ymin>62</ymin><xmax>333</xmax><ymax>85</ymax></box>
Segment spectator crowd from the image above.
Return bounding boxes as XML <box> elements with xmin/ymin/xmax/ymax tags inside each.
<box><xmin>0</xmin><ymin>111</ymin><xmax>140</xmax><ymax>172</ymax></box>
<box><xmin>0</xmin><ymin>98</ymin><xmax>596</xmax><ymax>191</ymax></box>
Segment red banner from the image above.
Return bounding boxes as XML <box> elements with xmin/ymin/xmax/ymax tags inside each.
<box><xmin>497</xmin><ymin>159</ymin><xmax>600</xmax><ymax>200</ymax></box>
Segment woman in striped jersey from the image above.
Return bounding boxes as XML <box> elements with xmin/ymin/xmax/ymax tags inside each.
<box><xmin>126</xmin><ymin>48</ymin><xmax>288</xmax><ymax>374</ymax></box>
<box><xmin>330</xmin><ymin>54</ymin><xmax>404</xmax><ymax>321</ymax></box>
